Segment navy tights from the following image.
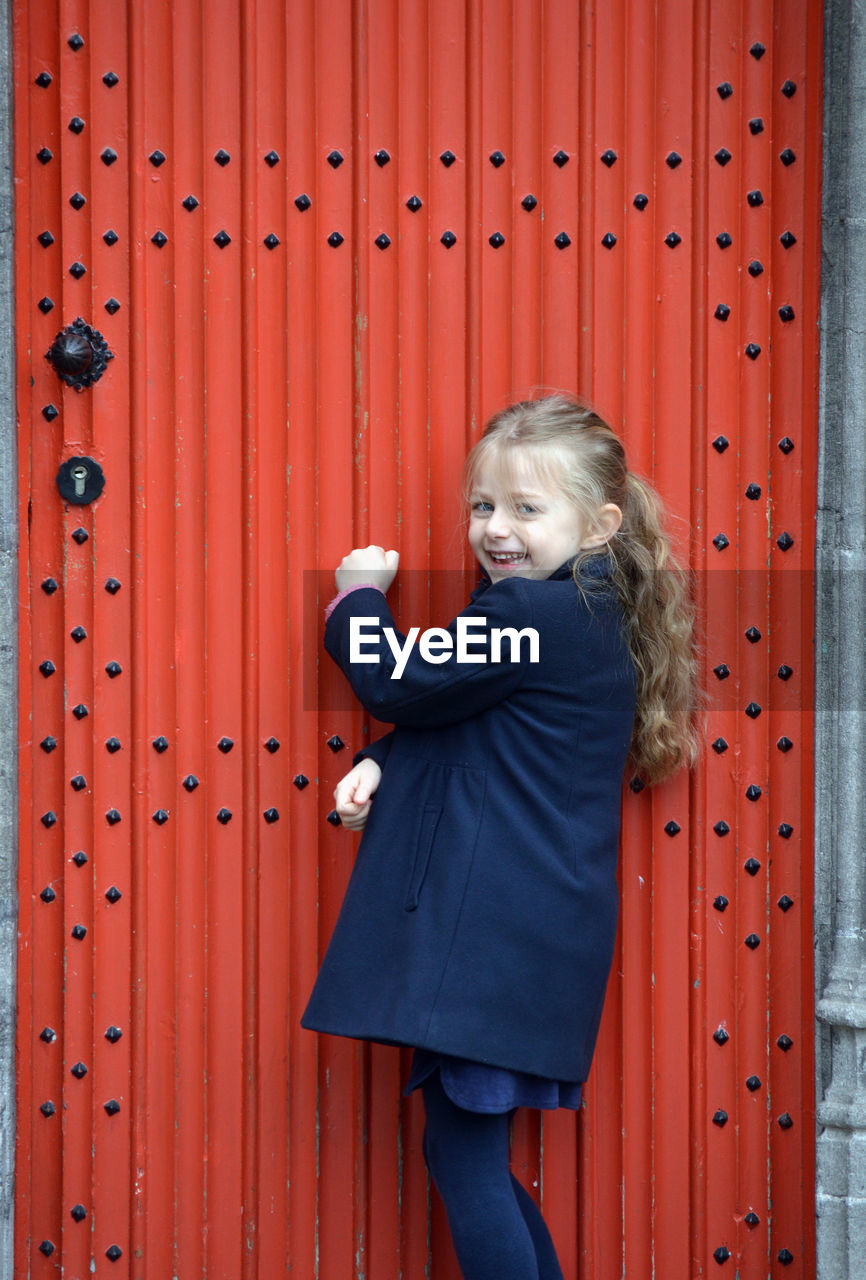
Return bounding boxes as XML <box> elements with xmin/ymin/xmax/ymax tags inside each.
<box><xmin>421</xmin><ymin>1070</ymin><xmax>565</xmax><ymax>1280</ymax></box>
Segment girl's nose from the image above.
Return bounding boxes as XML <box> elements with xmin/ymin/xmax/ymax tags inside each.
<box><xmin>487</xmin><ymin>505</ymin><xmax>513</xmax><ymax>537</ymax></box>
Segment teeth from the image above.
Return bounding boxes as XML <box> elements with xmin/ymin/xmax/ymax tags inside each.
<box><xmin>490</xmin><ymin>552</ymin><xmax>525</xmax><ymax>562</ymax></box>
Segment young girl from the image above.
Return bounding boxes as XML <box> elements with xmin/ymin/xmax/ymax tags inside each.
<box><xmin>302</xmin><ymin>393</ymin><xmax>701</xmax><ymax>1279</ymax></box>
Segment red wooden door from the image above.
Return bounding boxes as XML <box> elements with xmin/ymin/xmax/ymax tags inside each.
<box><xmin>13</xmin><ymin>1</ymin><xmax>821</xmax><ymax>1276</ymax></box>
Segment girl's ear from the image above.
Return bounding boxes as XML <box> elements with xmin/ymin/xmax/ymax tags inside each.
<box><xmin>585</xmin><ymin>503</ymin><xmax>623</xmax><ymax>546</ymax></box>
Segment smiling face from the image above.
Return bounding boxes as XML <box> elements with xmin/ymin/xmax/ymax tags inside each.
<box><xmin>467</xmin><ymin>452</ymin><xmax>594</xmax><ymax>583</ymax></box>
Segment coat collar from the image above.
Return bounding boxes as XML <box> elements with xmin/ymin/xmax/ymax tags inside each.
<box><xmin>469</xmin><ymin>551</ymin><xmax>614</xmax><ymax>603</ymax></box>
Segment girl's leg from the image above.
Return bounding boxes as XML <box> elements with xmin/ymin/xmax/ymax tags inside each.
<box><xmin>420</xmin><ymin>1070</ymin><xmax>564</xmax><ymax>1280</ymax></box>
<box><xmin>509</xmin><ymin>1174</ymin><xmax>565</xmax><ymax>1280</ymax></box>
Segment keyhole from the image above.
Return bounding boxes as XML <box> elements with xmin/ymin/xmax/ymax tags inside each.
<box><xmin>71</xmin><ymin>464</ymin><xmax>88</xmax><ymax>498</ymax></box>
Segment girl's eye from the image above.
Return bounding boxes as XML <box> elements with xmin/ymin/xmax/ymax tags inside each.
<box><xmin>471</xmin><ymin>501</ymin><xmax>493</xmax><ymax>513</ymax></box>
<box><xmin>517</xmin><ymin>504</ymin><xmax>537</xmax><ymax>515</ymax></box>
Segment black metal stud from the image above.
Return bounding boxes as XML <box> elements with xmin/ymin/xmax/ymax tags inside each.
<box><xmin>40</xmin><ymin>885</ymin><xmax>56</xmax><ymax>903</ymax></box>
<box><xmin>745</xmin><ymin>784</ymin><xmax>762</xmax><ymax>801</ymax></box>
<box><xmin>777</xmin><ymin>736</ymin><xmax>793</xmax><ymax>752</ymax></box>
<box><xmin>714</xmin><ymin>304</ymin><xmax>731</xmax><ymax>321</ymax></box>
<box><xmin>328</xmin><ymin>231</ymin><xmax>344</xmax><ymax>247</ymax></box>
<box><xmin>38</xmin><ymin>230</ymin><xmax>55</xmax><ymax>247</ymax></box>
<box><xmin>600</xmin><ymin>149</ymin><xmax>617</xmax><ymax>167</ymax></box>
<box><xmin>778</xmin><ymin>822</ymin><xmax>793</xmax><ymax>839</ymax></box>
<box><xmin>666</xmin><ymin>151</ymin><xmax>682</xmax><ymax>168</ymax></box>
<box><xmin>601</xmin><ymin>233</ymin><xmax>617</xmax><ymax>249</ymax></box>
<box><xmin>440</xmin><ymin>150</ymin><xmax>456</xmax><ymax>166</ymax></box>
<box><xmin>106</xmin><ymin>738</ymin><xmax>121</xmax><ymax>753</ymax></box>
<box><xmin>745</xmin><ymin>483</ymin><xmax>761</xmax><ymax>499</ymax></box>
<box><xmin>778</xmin><ymin>1112</ymin><xmax>794</xmax><ymax>1128</ymax></box>
<box><xmin>71</xmin><ymin>1062</ymin><xmax>87</xmax><ymax>1079</ymax></box>
<box><xmin>406</xmin><ymin>195</ymin><xmax>423</xmax><ymax>211</ymax></box>
<box><xmin>71</xmin><ymin>1204</ymin><xmax>87</xmax><ymax>1222</ymax></box>
<box><xmin>38</xmin><ymin>297</ymin><xmax>55</xmax><ymax>313</ymax></box>
<box><xmin>749</xmin><ymin>118</ymin><xmax>764</xmax><ymax>135</ymax></box>
<box><xmin>521</xmin><ymin>194</ymin><xmax>537</xmax><ymax>211</ymax></box>
<box><xmin>68</xmin><ymin>32</ymin><xmax>84</xmax><ymax>49</ymax></box>
<box><xmin>745</xmin><ymin>342</ymin><xmax>761</xmax><ymax>360</ymax></box>
<box><xmin>39</xmin><ymin>660</ymin><xmax>56</xmax><ymax>678</ymax></box>
<box><xmin>106</xmin><ymin>1245</ymin><xmax>123</xmax><ymax>1262</ymax></box>
<box><xmin>440</xmin><ymin>231</ymin><xmax>457</xmax><ymax>247</ymax></box>
<box><xmin>72</xmin><ymin>924</ymin><xmax>87</xmax><ymax>940</ymax></box>
<box><xmin>713</xmin><ymin>533</ymin><xmax>730</xmax><ymax>551</ymax></box>
<box><xmin>629</xmin><ymin>776</ymin><xmax>645</xmax><ymax>793</ymax></box>
<box><xmin>777</xmin><ymin>532</ymin><xmax>794</xmax><ymax>551</ymax></box>
<box><xmin>71</xmin><ymin>775</ymin><xmax>87</xmax><ymax>791</ymax></box>
<box><xmin>633</xmin><ymin>193</ymin><xmax>649</xmax><ymax>210</ymax></box>
<box><xmin>489</xmin><ymin>232</ymin><xmax>505</xmax><ymax>248</ymax></box>
<box><xmin>780</xmin><ymin>148</ymin><xmax>796</xmax><ymax>167</ymax></box>
<box><xmin>215</xmin><ymin>149</ymin><xmax>231</xmax><ymax>166</ymax></box>
<box><xmin>744</xmin><ymin>1212</ymin><xmax>760</xmax><ymax>1227</ymax></box>
<box><xmin>218</xmin><ymin>737</ymin><xmax>234</xmax><ymax>753</ymax></box>
<box><xmin>101</xmin><ymin>148</ymin><xmax>117</xmax><ymax>166</ymax></box>
<box><xmin>40</xmin><ymin>1026</ymin><xmax>56</xmax><ymax>1043</ymax></box>
<box><xmin>745</xmin><ymin>626</ymin><xmax>761</xmax><ymax>643</ymax></box>
<box><xmin>745</xmin><ymin>702</ymin><xmax>761</xmax><ymax>718</ymax></box>
<box><xmin>717</xmin><ymin>81</ymin><xmax>733</xmax><ymax>98</ymax></box>
<box><xmin>104</xmin><ymin>1099</ymin><xmax>121</xmax><ymax>1115</ymax></box>
<box><xmin>105</xmin><ymin>886</ymin><xmax>122</xmax><ymax>903</ymax></box>
<box><xmin>746</xmin><ymin>190</ymin><xmax>764</xmax><ymax>208</ymax></box>
<box><xmin>149</xmin><ymin>149</ymin><xmax>166</xmax><ymax>166</ymax></box>
<box><xmin>714</xmin><ymin>148</ymin><xmax>732</xmax><ymax>166</ymax></box>
<box><xmin>744</xmin><ymin>858</ymin><xmax>761</xmax><ymax>875</ymax></box>
<box><xmin>152</xmin><ymin>736</ymin><xmax>169</xmax><ymax>752</ymax></box>
<box><xmin>69</xmin><ymin>261</ymin><xmax>87</xmax><ymax>279</ymax></box>
<box><xmin>40</xmin><ymin>736</ymin><xmax>57</xmax><ymax>752</ymax></box>
<box><xmin>664</xmin><ymin>820</ymin><xmax>680</xmax><ymax>837</ymax></box>
<box><xmin>712</xmin><ymin>1109</ymin><xmax>728</xmax><ymax>1126</ymax></box>
<box><xmin>746</xmin><ymin>1075</ymin><xmax>761</xmax><ymax>1091</ymax></box>
<box><xmin>745</xmin><ymin>934</ymin><xmax>760</xmax><ymax>950</ymax></box>
<box><xmin>104</xmin><ymin>228</ymin><xmax>119</xmax><ymax>245</ymax></box>
<box><xmin>779</xmin><ymin>305</ymin><xmax>795</xmax><ymax>322</ymax></box>
<box><xmin>264</xmin><ymin>234</ymin><xmax>281</xmax><ymax>249</ymax></box>
<box><xmin>40</xmin><ymin>1101</ymin><xmax>56</xmax><ymax>1117</ymax></box>
<box><xmin>105</xmin><ymin>577</ymin><xmax>121</xmax><ymax>593</ymax></box>
<box><xmin>713</xmin><ymin>1027</ymin><xmax>729</xmax><ymax>1045</ymax></box>
<box><xmin>35</xmin><ymin>71</ymin><xmax>52</xmax><ymax>87</ymax></box>
<box><xmin>713</xmin><ymin>821</ymin><xmax>730</xmax><ymax>836</ymax></box>
<box><xmin>713</xmin><ymin>895</ymin><xmax>729</xmax><ymax>912</ymax></box>
<box><xmin>778</xmin><ymin>1249</ymin><xmax>794</xmax><ymax>1265</ymax></box>
<box><xmin>777</xmin><ymin>1034</ymin><xmax>793</xmax><ymax>1051</ymax></box>
<box><xmin>264</xmin><ymin>737</ymin><xmax>280</xmax><ymax>753</ymax></box>
<box><xmin>106</xmin><ymin>808</ymin><xmax>121</xmax><ymax>825</ymax></box>
<box><xmin>327</xmin><ymin>735</ymin><xmax>345</xmax><ymax>753</ymax></box>
<box><xmin>552</xmin><ymin>150</ymin><xmax>569</xmax><ymax>167</ymax></box>
<box><xmin>69</xmin><ymin>116</ymin><xmax>85</xmax><ymax>134</ymax></box>
<box><xmin>713</xmin><ymin>1246</ymin><xmax>730</xmax><ymax>1263</ymax></box>
<box><xmin>264</xmin><ymin>808</ymin><xmax>279</xmax><ymax>823</ymax></box>
<box><xmin>214</xmin><ymin>230</ymin><xmax>231</xmax><ymax>248</ymax></box>
<box><xmin>105</xmin><ymin>298</ymin><xmax>121</xmax><ymax>315</ymax></box>
<box><xmin>42</xmin><ymin>405</ymin><xmax>59</xmax><ymax>422</ymax></box>
<box><xmin>295</xmin><ymin>193</ymin><xmax>312</xmax><ymax>211</ymax></box>
<box><xmin>37</xmin><ymin>148</ymin><xmax>53</xmax><ymax>164</ymax></box>
<box><xmin>488</xmin><ymin>150</ymin><xmax>505</xmax><ymax>167</ymax></box>
<box><xmin>182</xmin><ymin>775</ymin><xmax>199</xmax><ymax>792</ymax></box>
<box><xmin>150</xmin><ymin>230</ymin><xmax>167</xmax><ymax>247</ymax></box>
<box><xmin>778</xmin><ymin>664</ymin><xmax>794</xmax><ymax>680</ymax></box>
<box><xmin>748</xmin><ymin>260</ymin><xmax>763</xmax><ymax>277</ymax></box>
<box><xmin>72</xmin><ymin>701</ymin><xmax>88</xmax><ymax>717</ymax></box>
<box><xmin>183</xmin><ymin>195</ymin><xmax>199</xmax><ymax>211</ymax></box>
<box><xmin>216</xmin><ymin>808</ymin><xmax>232</xmax><ymax>824</ymax></box>
<box><xmin>781</xmin><ymin>80</ymin><xmax>797</xmax><ymax>98</ymax></box>
<box><xmin>152</xmin><ymin>810</ymin><xmax>168</xmax><ymax>825</ymax></box>
<box><xmin>713</xmin><ymin>664</ymin><xmax>730</xmax><ymax>680</ymax></box>
<box><xmin>716</xmin><ymin>232</ymin><xmax>733</xmax><ymax>248</ymax></box>
<box><xmin>103</xmin><ymin>71</ymin><xmax>119</xmax><ymax>87</ymax></box>
<box><xmin>327</xmin><ymin>810</ymin><xmax>341</xmax><ymax>826</ymax></box>
<box><xmin>749</xmin><ymin>41</ymin><xmax>766</xmax><ymax>58</ymax></box>
<box><xmin>41</xmin><ymin>811</ymin><xmax>57</xmax><ymax>828</ymax></box>
<box><xmin>665</xmin><ymin>232</ymin><xmax>681</xmax><ymax>248</ymax></box>
<box><xmin>39</xmin><ymin>1241</ymin><xmax>55</xmax><ymax>1257</ymax></box>
<box><xmin>105</xmin><ymin>1026</ymin><xmax>122</xmax><ymax>1043</ymax></box>
<box><xmin>71</xmin><ymin>625</ymin><xmax>87</xmax><ymax>642</ymax></box>
<box><xmin>72</xmin><ymin>851</ymin><xmax>87</xmax><ymax>867</ymax></box>
<box><xmin>555</xmin><ymin>232</ymin><xmax>571</xmax><ymax>249</ymax></box>
<box><xmin>375</xmin><ymin>233</ymin><xmax>391</xmax><ymax>249</ymax></box>
<box><xmin>294</xmin><ymin>774</ymin><xmax>309</xmax><ymax>789</ymax></box>
<box><xmin>265</xmin><ymin>150</ymin><xmax>280</xmax><ymax>167</ymax></box>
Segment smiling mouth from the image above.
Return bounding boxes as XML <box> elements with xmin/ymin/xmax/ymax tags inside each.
<box><xmin>488</xmin><ymin>550</ymin><xmax>528</xmax><ymax>565</ymax></box>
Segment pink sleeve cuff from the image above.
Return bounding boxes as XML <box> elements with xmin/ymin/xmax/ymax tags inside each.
<box><xmin>324</xmin><ymin>582</ymin><xmax>385</xmax><ymax>621</ymax></box>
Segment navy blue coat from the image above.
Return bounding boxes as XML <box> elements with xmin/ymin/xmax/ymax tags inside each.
<box><xmin>301</xmin><ymin>553</ymin><xmax>637</xmax><ymax>1082</ymax></box>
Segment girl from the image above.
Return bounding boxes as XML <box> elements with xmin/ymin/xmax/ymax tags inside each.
<box><xmin>302</xmin><ymin>393</ymin><xmax>701</xmax><ymax>1279</ymax></box>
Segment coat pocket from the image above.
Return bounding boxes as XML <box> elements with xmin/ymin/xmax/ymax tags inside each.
<box><xmin>404</xmin><ymin>803</ymin><xmax>443</xmax><ymax>911</ymax></box>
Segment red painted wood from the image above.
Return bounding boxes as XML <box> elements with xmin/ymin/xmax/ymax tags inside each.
<box><xmin>13</xmin><ymin>1</ymin><xmax>821</xmax><ymax>1275</ymax></box>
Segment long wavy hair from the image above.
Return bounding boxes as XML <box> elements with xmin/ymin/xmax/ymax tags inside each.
<box><xmin>461</xmin><ymin>393</ymin><xmax>705</xmax><ymax>786</ymax></box>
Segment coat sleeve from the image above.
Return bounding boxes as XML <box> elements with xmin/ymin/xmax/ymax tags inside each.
<box><xmin>323</xmin><ymin>580</ymin><xmax>535</xmax><ymax>728</ymax></box>
<box><xmin>352</xmin><ymin>731</ymin><xmax>394</xmax><ymax>771</ymax></box>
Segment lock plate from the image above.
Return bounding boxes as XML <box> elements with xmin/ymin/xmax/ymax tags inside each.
<box><xmin>56</xmin><ymin>456</ymin><xmax>106</xmax><ymax>505</ymax></box>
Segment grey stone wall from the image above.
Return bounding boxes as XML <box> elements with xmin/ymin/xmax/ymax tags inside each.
<box><xmin>0</xmin><ymin>0</ymin><xmax>16</xmax><ymax>1269</ymax></box>
<box><xmin>815</xmin><ymin>0</ymin><xmax>866</xmax><ymax>1275</ymax></box>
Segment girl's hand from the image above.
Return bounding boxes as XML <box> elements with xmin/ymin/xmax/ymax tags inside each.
<box><xmin>335</xmin><ymin>545</ymin><xmax>399</xmax><ymax>594</ymax></box>
<box><xmin>333</xmin><ymin>758</ymin><xmax>383</xmax><ymax>831</ymax></box>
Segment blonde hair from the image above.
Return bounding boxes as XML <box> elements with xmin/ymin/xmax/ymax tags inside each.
<box><xmin>462</xmin><ymin>393</ymin><xmax>705</xmax><ymax>786</ymax></box>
